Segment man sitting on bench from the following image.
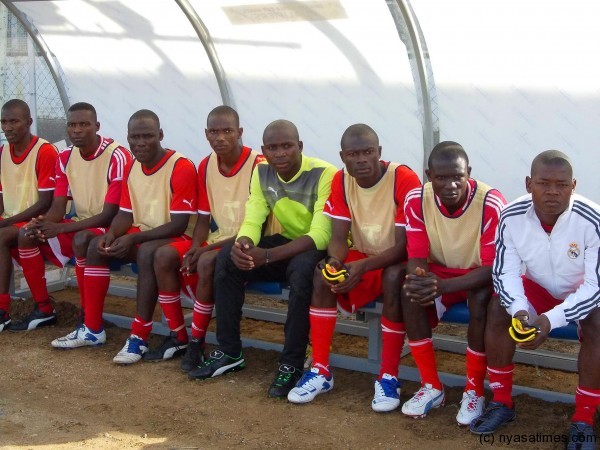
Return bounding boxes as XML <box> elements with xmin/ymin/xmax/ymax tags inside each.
<box><xmin>287</xmin><ymin>123</ymin><xmax>420</xmax><ymax>411</ymax></box>
<box><xmin>401</xmin><ymin>141</ymin><xmax>505</xmax><ymax>424</ymax></box>
<box><xmin>51</xmin><ymin>109</ymin><xmax>196</xmax><ymax>363</ymax></box>
<box><xmin>0</xmin><ymin>99</ymin><xmax>57</xmax><ymax>331</ymax></box>
<box><xmin>17</xmin><ymin>102</ymin><xmax>131</xmax><ymax>332</ymax></box>
<box><xmin>188</xmin><ymin>119</ymin><xmax>336</xmax><ymax>399</ymax></box>
<box><xmin>470</xmin><ymin>151</ymin><xmax>600</xmax><ymax>450</ymax></box>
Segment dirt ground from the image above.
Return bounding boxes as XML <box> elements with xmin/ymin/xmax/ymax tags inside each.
<box><xmin>0</xmin><ymin>287</ymin><xmax>597</xmax><ymax>450</ymax></box>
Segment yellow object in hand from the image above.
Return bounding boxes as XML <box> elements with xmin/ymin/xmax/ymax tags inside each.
<box><xmin>508</xmin><ymin>317</ymin><xmax>539</xmax><ymax>343</ymax></box>
<box><xmin>321</xmin><ymin>263</ymin><xmax>349</xmax><ymax>283</ymax></box>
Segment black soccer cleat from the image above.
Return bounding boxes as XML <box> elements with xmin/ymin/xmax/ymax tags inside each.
<box><xmin>188</xmin><ymin>349</ymin><xmax>244</xmax><ymax>380</ymax></box>
<box><xmin>180</xmin><ymin>338</ymin><xmax>206</xmax><ymax>372</ymax></box>
<box><xmin>10</xmin><ymin>301</ymin><xmax>57</xmax><ymax>332</ymax></box>
<box><xmin>268</xmin><ymin>364</ymin><xmax>303</xmax><ymax>399</ymax></box>
<box><xmin>143</xmin><ymin>332</ymin><xmax>188</xmax><ymax>362</ymax></box>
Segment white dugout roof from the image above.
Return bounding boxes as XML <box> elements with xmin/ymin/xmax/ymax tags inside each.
<box><xmin>1</xmin><ymin>0</ymin><xmax>600</xmax><ymax>202</ymax></box>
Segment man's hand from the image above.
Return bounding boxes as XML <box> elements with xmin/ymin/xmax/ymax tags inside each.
<box><xmin>403</xmin><ymin>267</ymin><xmax>442</xmax><ymax>306</ymax></box>
<box><xmin>516</xmin><ymin>314</ymin><xmax>550</xmax><ymax>350</ymax></box>
<box><xmin>181</xmin><ymin>246</ymin><xmax>206</xmax><ymax>275</ymax></box>
<box><xmin>98</xmin><ymin>234</ymin><xmax>134</xmax><ymax>259</ymax></box>
<box><xmin>330</xmin><ymin>258</ymin><xmax>368</xmax><ymax>294</ymax></box>
<box><xmin>231</xmin><ymin>237</ymin><xmax>255</xmax><ymax>270</ymax></box>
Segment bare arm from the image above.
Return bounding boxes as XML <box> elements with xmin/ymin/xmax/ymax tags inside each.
<box><xmin>0</xmin><ymin>190</ymin><xmax>53</xmax><ymax>227</ymax></box>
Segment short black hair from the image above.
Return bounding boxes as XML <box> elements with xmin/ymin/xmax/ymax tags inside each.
<box><xmin>207</xmin><ymin>105</ymin><xmax>239</xmax><ymax>128</ymax></box>
<box><xmin>128</xmin><ymin>109</ymin><xmax>160</xmax><ymax>128</ymax></box>
<box><xmin>340</xmin><ymin>123</ymin><xmax>379</xmax><ymax>148</ymax></box>
<box><xmin>531</xmin><ymin>150</ymin><xmax>573</xmax><ymax>178</ymax></box>
<box><xmin>263</xmin><ymin>119</ymin><xmax>299</xmax><ymax>142</ymax></box>
<box><xmin>68</xmin><ymin>102</ymin><xmax>97</xmax><ymax>121</ymax></box>
<box><xmin>428</xmin><ymin>141</ymin><xmax>469</xmax><ymax>169</ymax></box>
<box><xmin>1</xmin><ymin>99</ymin><xmax>31</xmax><ymax>118</ymax></box>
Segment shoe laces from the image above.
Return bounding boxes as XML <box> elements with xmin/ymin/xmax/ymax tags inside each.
<box><xmin>274</xmin><ymin>365</ymin><xmax>295</xmax><ymax>386</ymax></box>
<box><xmin>376</xmin><ymin>377</ymin><xmax>399</xmax><ymax>398</ymax></box>
<box><xmin>463</xmin><ymin>391</ymin><xmax>480</xmax><ymax>412</ymax></box>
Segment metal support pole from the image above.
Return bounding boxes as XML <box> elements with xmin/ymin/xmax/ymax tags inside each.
<box><xmin>175</xmin><ymin>0</ymin><xmax>236</xmax><ymax>109</ymax></box>
<box><xmin>0</xmin><ymin>1</ymin><xmax>70</xmax><ymax>116</ymax></box>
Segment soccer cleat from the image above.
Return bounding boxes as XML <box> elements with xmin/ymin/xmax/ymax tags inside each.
<box><xmin>401</xmin><ymin>383</ymin><xmax>445</xmax><ymax>418</ymax></box>
<box><xmin>566</xmin><ymin>421</ymin><xmax>597</xmax><ymax>450</ymax></box>
<box><xmin>180</xmin><ymin>338</ymin><xmax>205</xmax><ymax>372</ymax></box>
<box><xmin>469</xmin><ymin>401</ymin><xmax>516</xmax><ymax>435</ymax></box>
<box><xmin>9</xmin><ymin>303</ymin><xmax>57</xmax><ymax>332</ymax></box>
<box><xmin>372</xmin><ymin>373</ymin><xmax>401</xmax><ymax>412</ymax></box>
<box><xmin>143</xmin><ymin>332</ymin><xmax>188</xmax><ymax>362</ymax></box>
<box><xmin>0</xmin><ymin>309</ymin><xmax>11</xmax><ymax>332</ymax></box>
<box><xmin>268</xmin><ymin>364</ymin><xmax>303</xmax><ymax>398</ymax></box>
<box><xmin>113</xmin><ymin>335</ymin><xmax>149</xmax><ymax>365</ymax></box>
<box><xmin>456</xmin><ymin>390</ymin><xmax>485</xmax><ymax>425</ymax></box>
<box><xmin>287</xmin><ymin>368</ymin><xmax>334</xmax><ymax>404</ymax></box>
<box><xmin>188</xmin><ymin>350</ymin><xmax>245</xmax><ymax>380</ymax></box>
<box><xmin>51</xmin><ymin>324</ymin><xmax>106</xmax><ymax>348</ymax></box>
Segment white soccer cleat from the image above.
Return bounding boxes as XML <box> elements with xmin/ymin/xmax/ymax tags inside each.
<box><xmin>287</xmin><ymin>368</ymin><xmax>334</xmax><ymax>404</ymax></box>
<box><xmin>372</xmin><ymin>373</ymin><xmax>401</xmax><ymax>412</ymax></box>
<box><xmin>51</xmin><ymin>325</ymin><xmax>106</xmax><ymax>348</ymax></box>
<box><xmin>456</xmin><ymin>390</ymin><xmax>485</xmax><ymax>425</ymax></box>
<box><xmin>113</xmin><ymin>335</ymin><xmax>148</xmax><ymax>365</ymax></box>
<box><xmin>401</xmin><ymin>383</ymin><xmax>445</xmax><ymax>418</ymax></box>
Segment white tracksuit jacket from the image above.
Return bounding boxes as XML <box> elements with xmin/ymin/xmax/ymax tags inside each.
<box><xmin>493</xmin><ymin>193</ymin><xmax>600</xmax><ymax>330</ymax></box>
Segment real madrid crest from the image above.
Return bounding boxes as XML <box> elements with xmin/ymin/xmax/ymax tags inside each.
<box><xmin>567</xmin><ymin>242</ymin><xmax>581</xmax><ymax>259</ymax></box>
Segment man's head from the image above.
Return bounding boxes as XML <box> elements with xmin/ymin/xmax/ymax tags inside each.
<box><xmin>67</xmin><ymin>102</ymin><xmax>100</xmax><ymax>150</ymax></box>
<box><xmin>261</xmin><ymin>120</ymin><xmax>303</xmax><ymax>182</ymax></box>
<box><xmin>1</xmin><ymin>99</ymin><xmax>33</xmax><ymax>145</ymax></box>
<box><xmin>426</xmin><ymin>141</ymin><xmax>471</xmax><ymax>211</ymax></box>
<box><xmin>127</xmin><ymin>109</ymin><xmax>163</xmax><ymax>165</ymax></box>
<box><xmin>205</xmin><ymin>105</ymin><xmax>242</xmax><ymax>156</ymax></box>
<box><xmin>526</xmin><ymin>150</ymin><xmax>575</xmax><ymax>224</ymax></box>
<box><xmin>339</xmin><ymin>124</ymin><xmax>382</xmax><ymax>187</ymax></box>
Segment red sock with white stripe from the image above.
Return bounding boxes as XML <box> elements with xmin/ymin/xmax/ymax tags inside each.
<box><xmin>131</xmin><ymin>315</ymin><xmax>153</xmax><ymax>342</ymax></box>
<box><xmin>488</xmin><ymin>364</ymin><xmax>514</xmax><ymax>408</ymax></box>
<box><xmin>572</xmin><ymin>386</ymin><xmax>600</xmax><ymax>425</ymax></box>
<box><xmin>0</xmin><ymin>294</ymin><xmax>10</xmax><ymax>312</ymax></box>
<box><xmin>465</xmin><ymin>347</ymin><xmax>487</xmax><ymax>396</ymax></box>
<box><xmin>309</xmin><ymin>306</ymin><xmax>337</xmax><ymax>376</ymax></box>
<box><xmin>191</xmin><ymin>299</ymin><xmax>214</xmax><ymax>340</ymax></box>
<box><xmin>83</xmin><ymin>266</ymin><xmax>110</xmax><ymax>332</ymax></box>
<box><xmin>409</xmin><ymin>338</ymin><xmax>442</xmax><ymax>390</ymax></box>
<box><xmin>75</xmin><ymin>258</ymin><xmax>86</xmax><ymax>310</ymax></box>
<box><xmin>19</xmin><ymin>247</ymin><xmax>53</xmax><ymax>313</ymax></box>
<box><xmin>158</xmin><ymin>291</ymin><xmax>188</xmax><ymax>343</ymax></box>
<box><xmin>378</xmin><ymin>317</ymin><xmax>405</xmax><ymax>379</ymax></box>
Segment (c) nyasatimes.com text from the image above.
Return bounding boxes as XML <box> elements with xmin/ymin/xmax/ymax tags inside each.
<box><xmin>479</xmin><ymin>432</ymin><xmax>597</xmax><ymax>446</ymax></box>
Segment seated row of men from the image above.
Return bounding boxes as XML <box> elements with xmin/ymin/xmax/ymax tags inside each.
<box><xmin>0</xmin><ymin>99</ymin><xmax>598</xmax><ymax>447</ymax></box>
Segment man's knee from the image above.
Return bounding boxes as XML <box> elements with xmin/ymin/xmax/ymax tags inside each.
<box><xmin>137</xmin><ymin>242</ymin><xmax>159</xmax><ymax>268</ymax></box>
<box><xmin>153</xmin><ymin>245</ymin><xmax>180</xmax><ymax>273</ymax></box>
<box><xmin>382</xmin><ymin>264</ymin><xmax>405</xmax><ymax>293</ymax></box>
<box><xmin>72</xmin><ymin>230</ymin><xmax>95</xmax><ymax>254</ymax></box>
<box><xmin>486</xmin><ymin>295</ymin><xmax>511</xmax><ymax>328</ymax></box>
<box><xmin>580</xmin><ymin>307</ymin><xmax>600</xmax><ymax>342</ymax></box>
<box><xmin>86</xmin><ymin>235</ymin><xmax>104</xmax><ymax>259</ymax></box>
<box><xmin>196</xmin><ymin>251</ymin><xmax>217</xmax><ymax>279</ymax></box>
<box><xmin>286</xmin><ymin>251</ymin><xmax>322</xmax><ymax>282</ymax></box>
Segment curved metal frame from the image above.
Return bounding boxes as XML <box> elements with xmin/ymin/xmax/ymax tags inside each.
<box><xmin>387</xmin><ymin>0</ymin><xmax>438</xmax><ymax>179</ymax></box>
<box><xmin>175</xmin><ymin>0</ymin><xmax>236</xmax><ymax>109</ymax></box>
<box><xmin>1</xmin><ymin>0</ymin><xmax>70</xmax><ymax>115</ymax></box>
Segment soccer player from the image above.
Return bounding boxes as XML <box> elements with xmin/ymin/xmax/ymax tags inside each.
<box><xmin>470</xmin><ymin>151</ymin><xmax>599</xmax><ymax>449</ymax></box>
<box><xmin>401</xmin><ymin>141</ymin><xmax>506</xmax><ymax>424</ymax></box>
<box><xmin>287</xmin><ymin>124</ymin><xmax>421</xmax><ymax>411</ymax></box>
<box><xmin>51</xmin><ymin>109</ymin><xmax>197</xmax><ymax>364</ymax></box>
<box><xmin>0</xmin><ymin>99</ymin><xmax>57</xmax><ymax>331</ymax></box>
<box><xmin>188</xmin><ymin>119</ymin><xmax>336</xmax><ymax>399</ymax></box>
<box><xmin>12</xmin><ymin>102</ymin><xmax>131</xmax><ymax>332</ymax></box>
<box><xmin>144</xmin><ymin>105</ymin><xmax>262</xmax><ymax>368</ymax></box>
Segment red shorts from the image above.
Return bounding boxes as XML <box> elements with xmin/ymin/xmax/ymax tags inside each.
<box><xmin>336</xmin><ymin>250</ymin><xmax>384</xmax><ymax>314</ymax></box>
<box><xmin>428</xmin><ymin>263</ymin><xmax>476</xmax><ymax>328</ymax></box>
<box><xmin>11</xmin><ymin>220</ymin><xmax>105</xmax><ymax>268</ymax></box>
<box><xmin>522</xmin><ymin>276</ymin><xmax>563</xmax><ymax>315</ymax></box>
<box><xmin>167</xmin><ymin>239</ymin><xmax>214</xmax><ymax>301</ymax></box>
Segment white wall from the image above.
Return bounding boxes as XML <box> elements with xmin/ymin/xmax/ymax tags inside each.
<box><xmin>17</xmin><ymin>0</ymin><xmax>423</xmax><ymax>176</ymax></box>
<box><xmin>412</xmin><ymin>0</ymin><xmax>600</xmax><ymax>201</ymax></box>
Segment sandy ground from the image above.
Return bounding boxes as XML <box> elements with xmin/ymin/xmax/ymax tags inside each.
<box><xmin>0</xmin><ymin>287</ymin><xmax>597</xmax><ymax>450</ymax></box>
